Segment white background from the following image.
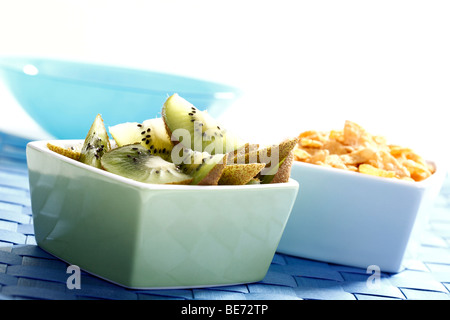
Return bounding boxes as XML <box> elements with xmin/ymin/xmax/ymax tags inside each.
<box><xmin>1</xmin><ymin>0</ymin><xmax>449</xmax><ymax>163</ymax></box>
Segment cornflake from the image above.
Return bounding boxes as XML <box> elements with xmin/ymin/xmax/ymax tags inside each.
<box><xmin>293</xmin><ymin>120</ymin><xmax>435</xmax><ymax>182</ymax></box>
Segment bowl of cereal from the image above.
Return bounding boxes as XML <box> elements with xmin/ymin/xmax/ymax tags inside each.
<box><xmin>276</xmin><ymin>121</ymin><xmax>446</xmax><ymax>273</ymax></box>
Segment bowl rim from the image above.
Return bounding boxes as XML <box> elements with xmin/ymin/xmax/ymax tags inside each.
<box><xmin>27</xmin><ymin>139</ymin><xmax>299</xmax><ymax>191</ymax></box>
<box><xmin>0</xmin><ymin>55</ymin><xmax>241</xmax><ymax>98</ymax></box>
<box><xmin>291</xmin><ymin>157</ymin><xmax>442</xmax><ymax>189</ymax></box>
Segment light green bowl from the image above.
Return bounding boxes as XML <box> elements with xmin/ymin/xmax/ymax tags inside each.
<box><xmin>26</xmin><ymin>140</ymin><xmax>299</xmax><ymax>289</ymax></box>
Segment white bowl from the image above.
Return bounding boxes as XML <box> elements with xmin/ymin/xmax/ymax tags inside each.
<box><xmin>26</xmin><ymin>139</ymin><xmax>299</xmax><ymax>289</ymax></box>
<box><xmin>277</xmin><ymin>159</ymin><xmax>446</xmax><ymax>273</ymax></box>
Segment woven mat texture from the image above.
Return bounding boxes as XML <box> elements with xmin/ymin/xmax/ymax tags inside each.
<box><xmin>1</xmin><ymin>131</ymin><xmax>450</xmax><ymax>300</ymax></box>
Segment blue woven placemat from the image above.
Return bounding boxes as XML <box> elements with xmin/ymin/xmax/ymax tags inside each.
<box><xmin>1</xmin><ymin>131</ymin><xmax>450</xmax><ymax>300</ymax></box>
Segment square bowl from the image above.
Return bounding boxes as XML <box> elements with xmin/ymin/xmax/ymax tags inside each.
<box><xmin>26</xmin><ymin>140</ymin><xmax>299</xmax><ymax>289</ymax></box>
<box><xmin>276</xmin><ymin>159</ymin><xmax>446</xmax><ymax>273</ymax></box>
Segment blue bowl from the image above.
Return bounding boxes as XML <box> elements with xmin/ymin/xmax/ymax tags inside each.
<box><xmin>0</xmin><ymin>57</ymin><xmax>241</xmax><ymax>139</ymax></box>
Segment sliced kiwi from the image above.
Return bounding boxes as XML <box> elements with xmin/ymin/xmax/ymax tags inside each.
<box><xmin>218</xmin><ymin>163</ymin><xmax>265</xmax><ymax>185</ymax></box>
<box><xmin>109</xmin><ymin>117</ymin><xmax>173</xmax><ymax>160</ymax></box>
<box><xmin>175</xmin><ymin>148</ymin><xmax>227</xmax><ymax>185</ymax></box>
<box><xmin>259</xmin><ymin>151</ymin><xmax>294</xmax><ymax>184</ymax></box>
<box><xmin>101</xmin><ymin>144</ymin><xmax>192</xmax><ymax>184</ymax></box>
<box><xmin>47</xmin><ymin>142</ymin><xmax>82</xmax><ymax>161</ymax></box>
<box><xmin>234</xmin><ymin>137</ymin><xmax>298</xmax><ymax>165</ymax></box>
<box><xmin>162</xmin><ymin>93</ymin><xmax>244</xmax><ymax>155</ymax></box>
<box><xmin>270</xmin><ymin>151</ymin><xmax>294</xmax><ymax>183</ymax></box>
<box><xmin>226</xmin><ymin>143</ymin><xmax>259</xmax><ymax>165</ymax></box>
<box><xmin>79</xmin><ymin>114</ymin><xmax>111</xmax><ymax>168</ymax></box>
<box><xmin>233</xmin><ymin>137</ymin><xmax>298</xmax><ymax>184</ymax></box>
<box><xmin>246</xmin><ymin>178</ymin><xmax>261</xmax><ymax>185</ymax></box>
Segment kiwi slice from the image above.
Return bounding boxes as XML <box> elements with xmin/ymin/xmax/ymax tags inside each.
<box><xmin>246</xmin><ymin>178</ymin><xmax>261</xmax><ymax>185</ymax></box>
<box><xmin>175</xmin><ymin>148</ymin><xmax>227</xmax><ymax>185</ymax></box>
<box><xmin>259</xmin><ymin>151</ymin><xmax>294</xmax><ymax>184</ymax></box>
<box><xmin>109</xmin><ymin>117</ymin><xmax>172</xmax><ymax>160</ymax></box>
<box><xmin>271</xmin><ymin>151</ymin><xmax>295</xmax><ymax>183</ymax></box>
<box><xmin>218</xmin><ymin>163</ymin><xmax>265</xmax><ymax>185</ymax></box>
<box><xmin>101</xmin><ymin>144</ymin><xmax>192</xmax><ymax>184</ymax></box>
<box><xmin>234</xmin><ymin>137</ymin><xmax>298</xmax><ymax>165</ymax></box>
<box><xmin>226</xmin><ymin>143</ymin><xmax>259</xmax><ymax>165</ymax></box>
<box><xmin>79</xmin><ymin>114</ymin><xmax>111</xmax><ymax>168</ymax></box>
<box><xmin>162</xmin><ymin>93</ymin><xmax>244</xmax><ymax>155</ymax></box>
<box><xmin>233</xmin><ymin>137</ymin><xmax>298</xmax><ymax>183</ymax></box>
<box><xmin>47</xmin><ymin>142</ymin><xmax>82</xmax><ymax>161</ymax></box>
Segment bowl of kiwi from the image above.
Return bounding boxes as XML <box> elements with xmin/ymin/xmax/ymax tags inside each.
<box><xmin>0</xmin><ymin>56</ymin><xmax>241</xmax><ymax>140</ymax></box>
<box><xmin>26</xmin><ymin>93</ymin><xmax>299</xmax><ymax>289</ymax></box>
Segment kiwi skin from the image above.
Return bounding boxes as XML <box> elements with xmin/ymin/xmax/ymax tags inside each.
<box><xmin>234</xmin><ymin>137</ymin><xmax>298</xmax><ymax>166</ymax></box>
<box><xmin>268</xmin><ymin>151</ymin><xmax>294</xmax><ymax>183</ymax></box>
<box><xmin>197</xmin><ymin>155</ymin><xmax>227</xmax><ymax>185</ymax></box>
<box><xmin>219</xmin><ymin>163</ymin><xmax>265</xmax><ymax>185</ymax></box>
<box><xmin>47</xmin><ymin>142</ymin><xmax>81</xmax><ymax>161</ymax></box>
